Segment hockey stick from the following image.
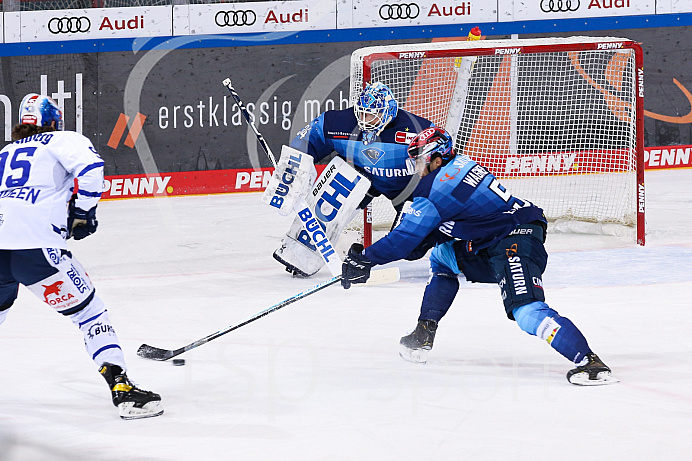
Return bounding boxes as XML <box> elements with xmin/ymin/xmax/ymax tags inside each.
<box><xmin>222</xmin><ymin>77</ymin><xmax>277</xmax><ymax>169</ymax></box>
<box><xmin>136</xmin><ymin>267</ymin><xmax>399</xmax><ymax>361</ymax></box>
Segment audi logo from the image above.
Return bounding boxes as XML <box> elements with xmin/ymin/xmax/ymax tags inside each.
<box><xmin>215</xmin><ymin>10</ymin><xmax>257</xmax><ymax>27</ymax></box>
<box><xmin>48</xmin><ymin>16</ymin><xmax>91</xmax><ymax>34</ymax></box>
<box><xmin>540</xmin><ymin>0</ymin><xmax>580</xmax><ymax>13</ymax></box>
<box><xmin>379</xmin><ymin>3</ymin><xmax>420</xmax><ymax>20</ymax></box>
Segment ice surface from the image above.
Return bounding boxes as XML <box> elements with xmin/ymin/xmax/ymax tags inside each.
<box><xmin>1</xmin><ymin>169</ymin><xmax>691</xmax><ymax>460</ymax></box>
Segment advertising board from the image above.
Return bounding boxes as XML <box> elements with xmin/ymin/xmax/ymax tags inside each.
<box><xmin>498</xmin><ymin>0</ymin><xmax>655</xmax><ymax>21</ymax></box>
<box><xmin>16</xmin><ymin>6</ymin><xmax>172</xmax><ymax>42</ymax></box>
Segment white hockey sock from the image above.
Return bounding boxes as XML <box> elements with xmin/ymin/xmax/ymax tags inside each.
<box><xmin>69</xmin><ymin>296</ymin><xmax>126</xmax><ymax>370</ymax></box>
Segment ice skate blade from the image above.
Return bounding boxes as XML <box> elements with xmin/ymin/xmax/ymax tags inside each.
<box><xmin>118</xmin><ymin>401</ymin><xmax>164</xmax><ymax>420</ymax></box>
<box><xmin>568</xmin><ymin>371</ymin><xmax>619</xmax><ymax>386</ymax></box>
<box><xmin>399</xmin><ymin>345</ymin><xmax>429</xmax><ymax>364</ymax></box>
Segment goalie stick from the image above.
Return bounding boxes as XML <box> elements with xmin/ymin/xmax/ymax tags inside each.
<box><xmin>136</xmin><ymin>267</ymin><xmax>399</xmax><ymax>361</ymax></box>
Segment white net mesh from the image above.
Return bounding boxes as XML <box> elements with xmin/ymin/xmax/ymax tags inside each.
<box><xmin>349</xmin><ymin>37</ymin><xmax>642</xmax><ymax>240</ymax></box>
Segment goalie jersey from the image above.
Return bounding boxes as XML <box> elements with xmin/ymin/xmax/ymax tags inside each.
<box><xmin>365</xmin><ymin>154</ymin><xmax>547</xmax><ymax>265</ymax></box>
<box><xmin>0</xmin><ymin>131</ymin><xmax>104</xmax><ymax>250</ymax></box>
<box><xmin>290</xmin><ymin>107</ymin><xmax>434</xmax><ymax>199</ymax></box>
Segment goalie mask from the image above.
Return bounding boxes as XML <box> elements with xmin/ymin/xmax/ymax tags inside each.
<box><xmin>19</xmin><ymin>93</ymin><xmax>64</xmax><ymax>130</ymax></box>
<box><xmin>407</xmin><ymin>127</ymin><xmax>454</xmax><ymax>175</ymax></box>
<box><xmin>354</xmin><ymin>82</ymin><xmax>398</xmax><ymax>145</ymax></box>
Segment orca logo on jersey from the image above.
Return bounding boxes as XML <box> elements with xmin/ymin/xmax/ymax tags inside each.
<box><xmin>42</xmin><ymin>281</ymin><xmax>64</xmax><ymax>303</ymax></box>
<box><xmin>362</xmin><ymin>147</ymin><xmax>385</xmax><ymax>165</ymax></box>
<box><xmin>42</xmin><ymin>281</ymin><xmax>76</xmax><ymax>307</ymax></box>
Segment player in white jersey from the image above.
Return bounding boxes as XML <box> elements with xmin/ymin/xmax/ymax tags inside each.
<box><xmin>0</xmin><ymin>94</ymin><xmax>163</xmax><ymax>419</ymax></box>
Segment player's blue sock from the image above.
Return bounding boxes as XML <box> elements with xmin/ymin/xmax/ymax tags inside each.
<box><xmin>513</xmin><ymin>301</ymin><xmax>591</xmax><ymax>364</ymax></box>
<box><xmin>419</xmin><ymin>270</ymin><xmax>459</xmax><ymax>322</ymax></box>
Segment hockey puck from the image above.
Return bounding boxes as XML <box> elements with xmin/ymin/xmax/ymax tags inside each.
<box><xmin>172</xmin><ymin>359</ymin><xmax>185</xmax><ymax>366</ymax></box>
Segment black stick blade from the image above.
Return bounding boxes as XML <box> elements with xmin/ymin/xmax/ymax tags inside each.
<box><xmin>137</xmin><ymin>344</ymin><xmax>175</xmax><ymax>361</ymax></box>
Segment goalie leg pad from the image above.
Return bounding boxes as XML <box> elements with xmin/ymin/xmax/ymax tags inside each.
<box><xmin>261</xmin><ymin>145</ymin><xmax>316</xmax><ymax>216</ymax></box>
<box><xmin>274</xmin><ymin>156</ymin><xmax>371</xmax><ymax>277</ymax></box>
<box><xmin>273</xmin><ymin>235</ymin><xmax>325</xmax><ymax>277</ymax></box>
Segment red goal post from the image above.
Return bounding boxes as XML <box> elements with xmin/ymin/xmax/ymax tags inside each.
<box><xmin>349</xmin><ymin>36</ymin><xmax>645</xmax><ymax>247</ymax></box>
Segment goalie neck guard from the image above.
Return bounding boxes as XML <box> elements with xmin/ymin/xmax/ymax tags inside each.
<box><xmin>354</xmin><ymin>82</ymin><xmax>398</xmax><ymax>145</ymax></box>
<box><xmin>19</xmin><ymin>93</ymin><xmax>64</xmax><ymax>130</ymax></box>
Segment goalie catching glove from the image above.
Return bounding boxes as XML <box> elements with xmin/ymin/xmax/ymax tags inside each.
<box><xmin>68</xmin><ymin>194</ymin><xmax>98</xmax><ymax>240</ymax></box>
<box><xmin>341</xmin><ymin>243</ymin><xmax>373</xmax><ymax>289</ymax></box>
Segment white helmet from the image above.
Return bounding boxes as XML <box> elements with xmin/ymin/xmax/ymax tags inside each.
<box><xmin>19</xmin><ymin>93</ymin><xmax>64</xmax><ymax>130</ymax></box>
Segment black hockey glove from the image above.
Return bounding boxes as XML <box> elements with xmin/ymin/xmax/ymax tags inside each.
<box><xmin>68</xmin><ymin>195</ymin><xmax>98</xmax><ymax>240</ymax></box>
<box><xmin>341</xmin><ymin>243</ymin><xmax>373</xmax><ymax>289</ymax></box>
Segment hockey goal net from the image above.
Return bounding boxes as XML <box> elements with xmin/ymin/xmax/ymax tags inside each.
<box><xmin>349</xmin><ymin>36</ymin><xmax>645</xmax><ymax>247</ymax></box>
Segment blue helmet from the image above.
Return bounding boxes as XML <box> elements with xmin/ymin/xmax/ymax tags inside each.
<box><xmin>407</xmin><ymin>127</ymin><xmax>454</xmax><ymax>165</ymax></box>
<box><xmin>354</xmin><ymin>82</ymin><xmax>398</xmax><ymax>144</ymax></box>
<box><xmin>19</xmin><ymin>93</ymin><xmax>64</xmax><ymax>130</ymax></box>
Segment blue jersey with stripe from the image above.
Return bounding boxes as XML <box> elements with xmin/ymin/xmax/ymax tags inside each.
<box><xmin>365</xmin><ymin>154</ymin><xmax>547</xmax><ymax>265</ymax></box>
<box><xmin>290</xmin><ymin>108</ymin><xmax>434</xmax><ymax>199</ymax></box>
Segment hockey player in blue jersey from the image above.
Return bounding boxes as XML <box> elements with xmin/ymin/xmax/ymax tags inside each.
<box><xmin>0</xmin><ymin>94</ymin><xmax>164</xmax><ymax>418</ymax></box>
<box><xmin>341</xmin><ymin>127</ymin><xmax>617</xmax><ymax>386</ymax></box>
<box><xmin>272</xmin><ymin>82</ymin><xmax>434</xmax><ymax>277</ymax></box>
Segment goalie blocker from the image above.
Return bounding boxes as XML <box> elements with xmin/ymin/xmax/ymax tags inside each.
<box><xmin>267</xmin><ymin>148</ymin><xmax>371</xmax><ymax>277</ymax></box>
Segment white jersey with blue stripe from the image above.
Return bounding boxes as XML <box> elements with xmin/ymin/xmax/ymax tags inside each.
<box><xmin>0</xmin><ymin>131</ymin><xmax>103</xmax><ymax>249</ymax></box>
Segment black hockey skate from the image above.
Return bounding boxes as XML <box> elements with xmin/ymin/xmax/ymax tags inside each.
<box><xmin>399</xmin><ymin>319</ymin><xmax>438</xmax><ymax>364</ymax></box>
<box><xmin>566</xmin><ymin>352</ymin><xmax>619</xmax><ymax>386</ymax></box>
<box><xmin>99</xmin><ymin>363</ymin><xmax>164</xmax><ymax>419</ymax></box>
